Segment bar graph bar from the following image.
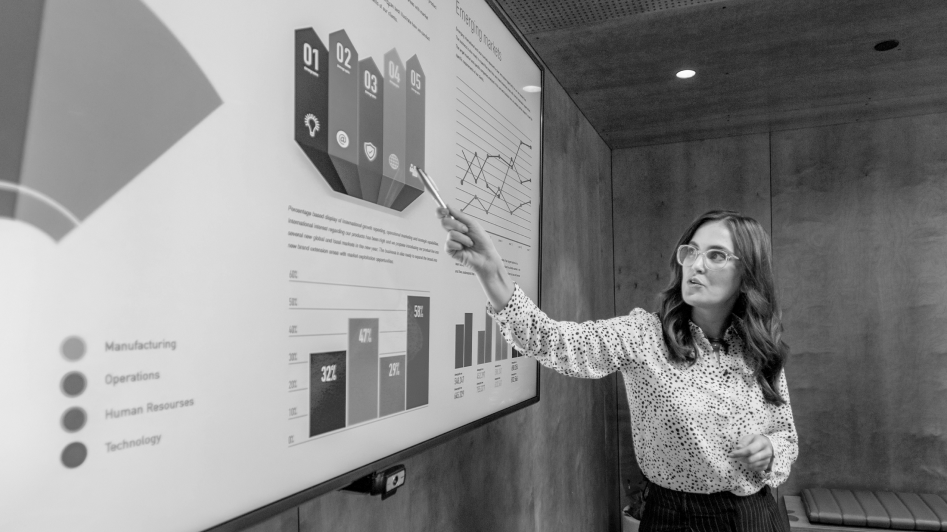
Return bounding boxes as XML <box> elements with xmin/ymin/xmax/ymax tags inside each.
<box><xmin>485</xmin><ymin>310</ymin><xmax>493</xmax><ymax>363</ymax></box>
<box><xmin>477</xmin><ymin>331</ymin><xmax>485</xmax><ymax>364</ymax></box>
<box><xmin>379</xmin><ymin>354</ymin><xmax>406</xmax><ymax>417</ymax></box>
<box><xmin>405</xmin><ymin>296</ymin><xmax>429</xmax><ymax>409</ymax></box>
<box><xmin>495</xmin><ymin>321</ymin><xmax>503</xmax><ymax>361</ymax></box>
<box><xmin>463</xmin><ymin>313</ymin><xmax>473</xmax><ymax>367</ymax></box>
<box><xmin>348</xmin><ymin>318</ymin><xmax>379</xmax><ymax>425</ymax></box>
<box><xmin>455</xmin><ymin>324</ymin><xmax>464</xmax><ymax>369</ymax></box>
<box><xmin>309</xmin><ymin>351</ymin><xmax>346</xmax><ymax>437</ymax></box>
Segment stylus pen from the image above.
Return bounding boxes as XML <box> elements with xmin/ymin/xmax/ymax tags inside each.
<box><xmin>413</xmin><ymin>165</ymin><xmax>451</xmax><ymax>214</ymax></box>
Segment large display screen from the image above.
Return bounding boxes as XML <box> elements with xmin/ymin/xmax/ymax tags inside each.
<box><xmin>0</xmin><ymin>0</ymin><xmax>542</xmax><ymax>530</ymax></box>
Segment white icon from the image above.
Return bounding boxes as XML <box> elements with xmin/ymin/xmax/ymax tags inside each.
<box><xmin>304</xmin><ymin>114</ymin><xmax>320</xmax><ymax>137</ymax></box>
<box><xmin>336</xmin><ymin>130</ymin><xmax>349</xmax><ymax>148</ymax></box>
<box><xmin>364</xmin><ymin>142</ymin><xmax>377</xmax><ymax>161</ymax></box>
<box><xmin>388</xmin><ymin>154</ymin><xmax>400</xmax><ymax>170</ymax></box>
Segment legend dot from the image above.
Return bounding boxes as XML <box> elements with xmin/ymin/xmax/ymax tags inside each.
<box><xmin>61</xmin><ymin>336</ymin><xmax>87</xmax><ymax>361</ymax></box>
<box><xmin>61</xmin><ymin>442</ymin><xmax>87</xmax><ymax>468</ymax></box>
<box><xmin>61</xmin><ymin>372</ymin><xmax>87</xmax><ymax>397</ymax></box>
<box><xmin>61</xmin><ymin>407</ymin><xmax>87</xmax><ymax>432</ymax></box>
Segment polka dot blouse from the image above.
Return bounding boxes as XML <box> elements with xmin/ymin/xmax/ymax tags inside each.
<box><xmin>488</xmin><ymin>285</ymin><xmax>799</xmax><ymax>496</ymax></box>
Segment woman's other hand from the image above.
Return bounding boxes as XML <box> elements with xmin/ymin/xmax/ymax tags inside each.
<box><xmin>729</xmin><ymin>434</ymin><xmax>774</xmax><ymax>472</ymax></box>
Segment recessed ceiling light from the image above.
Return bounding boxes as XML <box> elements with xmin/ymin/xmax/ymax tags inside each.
<box><xmin>522</xmin><ymin>85</ymin><xmax>541</xmax><ymax>93</ymax></box>
<box><xmin>676</xmin><ymin>69</ymin><xmax>696</xmax><ymax>79</ymax></box>
<box><xmin>874</xmin><ymin>39</ymin><xmax>899</xmax><ymax>51</ymax></box>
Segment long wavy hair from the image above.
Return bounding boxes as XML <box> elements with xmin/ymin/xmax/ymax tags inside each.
<box><xmin>659</xmin><ymin>210</ymin><xmax>789</xmax><ymax>405</ymax></box>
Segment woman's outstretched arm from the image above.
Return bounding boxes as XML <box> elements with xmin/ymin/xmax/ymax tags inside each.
<box><xmin>436</xmin><ymin>205</ymin><xmax>648</xmax><ymax>379</ymax></box>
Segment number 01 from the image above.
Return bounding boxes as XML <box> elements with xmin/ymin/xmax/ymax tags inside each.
<box><xmin>303</xmin><ymin>43</ymin><xmax>319</xmax><ymax>70</ymax></box>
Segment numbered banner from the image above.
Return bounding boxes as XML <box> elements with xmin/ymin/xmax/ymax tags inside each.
<box><xmin>379</xmin><ymin>49</ymin><xmax>407</xmax><ymax>207</ymax></box>
<box><xmin>328</xmin><ymin>30</ymin><xmax>362</xmax><ymax>198</ymax></box>
<box><xmin>294</xmin><ymin>29</ymin><xmax>343</xmax><ymax>193</ymax></box>
<box><xmin>357</xmin><ymin>57</ymin><xmax>384</xmax><ymax>203</ymax></box>
<box><xmin>392</xmin><ymin>55</ymin><xmax>426</xmax><ymax>211</ymax></box>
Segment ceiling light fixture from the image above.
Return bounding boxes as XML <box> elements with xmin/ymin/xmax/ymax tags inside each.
<box><xmin>522</xmin><ymin>85</ymin><xmax>541</xmax><ymax>93</ymax></box>
<box><xmin>676</xmin><ymin>69</ymin><xmax>696</xmax><ymax>79</ymax></box>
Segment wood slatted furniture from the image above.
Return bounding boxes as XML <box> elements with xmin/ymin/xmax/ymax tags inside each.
<box><xmin>785</xmin><ymin>489</ymin><xmax>947</xmax><ymax>531</ymax></box>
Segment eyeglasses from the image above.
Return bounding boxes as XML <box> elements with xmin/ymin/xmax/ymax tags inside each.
<box><xmin>676</xmin><ymin>244</ymin><xmax>739</xmax><ymax>271</ymax></box>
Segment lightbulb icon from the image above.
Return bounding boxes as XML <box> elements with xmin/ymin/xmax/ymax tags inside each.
<box><xmin>304</xmin><ymin>114</ymin><xmax>320</xmax><ymax>137</ymax></box>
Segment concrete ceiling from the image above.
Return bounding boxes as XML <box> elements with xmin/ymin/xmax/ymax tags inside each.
<box><xmin>495</xmin><ymin>0</ymin><xmax>947</xmax><ymax>148</ymax></box>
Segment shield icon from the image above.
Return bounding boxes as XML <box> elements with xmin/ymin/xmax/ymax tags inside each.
<box><xmin>363</xmin><ymin>142</ymin><xmax>377</xmax><ymax>161</ymax></box>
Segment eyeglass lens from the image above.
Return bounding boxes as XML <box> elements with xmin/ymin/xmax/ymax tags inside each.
<box><xmin>677</xmin><ymin>246</ymin><xmax>729</xmax><ymax>270</ymax></box>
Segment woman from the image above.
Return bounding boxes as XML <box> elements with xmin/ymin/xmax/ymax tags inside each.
<box><xmin>437</xmin><ymin>207</ymin><xmax>798</xmax><ymax>532</ymax></box>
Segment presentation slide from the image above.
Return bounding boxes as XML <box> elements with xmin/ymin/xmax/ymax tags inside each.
<box><xmin>0</xmin><ymin>0</ymin><xmax>542</xmax><ymax>530</ymax></box>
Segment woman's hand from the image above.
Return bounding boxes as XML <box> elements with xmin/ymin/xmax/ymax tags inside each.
<box><xmin>437</xmin><ymin>206</ymin><xmax>498</xmax><ymax>275</ymax></box>
<box><xmin>437</xmin><ymin>205</ymin><xmax>514</xmax><ymax>310</ymax></box>
<box><xmin>729</xmin><ymin>434</ymin><xmax>774</xmax><ymax>472</ymax></box>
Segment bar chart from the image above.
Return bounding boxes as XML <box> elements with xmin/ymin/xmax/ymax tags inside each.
<box><xmin>453</xmin><ymin>309</ymin><xmax>519</xmax><ymax>369</ymax></box>
<box><xmin>287</xmin><ymin>277</ymin><xmax>430</xmax><ymax>441</ymax></box>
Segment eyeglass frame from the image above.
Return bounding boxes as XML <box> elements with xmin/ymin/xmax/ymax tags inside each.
<box><xmin>676</xmin><ymin>244</ymin><xmax>740</xmax><ymax>271</ymax></box>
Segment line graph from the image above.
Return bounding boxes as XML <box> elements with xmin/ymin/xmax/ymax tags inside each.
<box><xmin>454</xmin><ymin>77</ymin><xmax>536</xmax><ymax>248</ymax></box>
<box><xmin>459</xmin><ymin>140</ymin><xmax>532</xmax><ymax>217</ymax></box>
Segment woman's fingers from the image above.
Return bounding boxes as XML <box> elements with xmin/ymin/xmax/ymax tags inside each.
<box><xmin>749</xmin><ymin>449</ymin><xmax>769</xmax><ymax>464</ymax></box>
<box><xmin>435</xmin><ymin>204</ymin><xmax>502</xmax><ymax>279</ymax></box>
<box><xmin>748</xmin><ymin>457</ymin><xmax>768</xmax><ymax>471</ymax></box>
<box><xmin>447</xmin><ymin>230</ymin><xmax>474</xmax><ymax>249</ymax></box>
<box><xmin>439</xmin><ymin>216</ymin><xmax>467</xmax><ymax>233</ymax></box>
<box><xmin>728</xmin><ymin>434</ymin><xmax>773</xmax><ymax>472</ymax></box>
<box><xmin>437</xmin><ymin>206</ymin><xmax>479</xmax><ymax>252</ymax></box>
<box><xmin>437</xmin><ymin>208</ymin><xmax>470</xmax><ymax>234</ymax></box>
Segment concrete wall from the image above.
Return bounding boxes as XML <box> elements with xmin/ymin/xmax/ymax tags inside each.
<box><xmin>612</xmin><ymin>113</ymin><xmax>947</xmax><ymax>502</ymax></box>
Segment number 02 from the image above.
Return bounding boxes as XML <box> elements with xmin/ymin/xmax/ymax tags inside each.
<box><xmin>336</xmin><ymin>43</ymin><xmax>352</xmax><ymax>68</ymax></box>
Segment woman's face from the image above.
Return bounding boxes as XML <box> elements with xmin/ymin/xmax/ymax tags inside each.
<box><xmin>681</xmin><ymin>220</ymin><xmax>742</xmax><ymax>313</ymax></box>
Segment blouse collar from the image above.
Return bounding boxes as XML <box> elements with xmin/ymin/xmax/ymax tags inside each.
<box><xmin>688</xmin><ymin>318</ymin><xmax>740</xmax><ymax>346</ymax></box>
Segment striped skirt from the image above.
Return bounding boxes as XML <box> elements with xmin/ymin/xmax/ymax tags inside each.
<box><xmin>640</xmin><ymin>481</ymin><xmax>789</xmax><ymax>532</ymax></box>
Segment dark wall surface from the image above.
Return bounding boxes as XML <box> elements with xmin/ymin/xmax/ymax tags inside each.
<box><xmin>772</xmin><ymin>114</ymin><xmax>947</xmax><ymax>496</ymax></box>
<box><xmin>611</xmin><ymin>114</ymin><xmax>947</xmax><ymax>501</ymax></box>
<box><xmin>612</xmin><ymin>134</ymin><xmax>772</xmax><ymax>314</ymax></box>
<box><xmin>241</xmin><ymin>73</ymin><xmax>619</xmax><ymax>532</ymax></box>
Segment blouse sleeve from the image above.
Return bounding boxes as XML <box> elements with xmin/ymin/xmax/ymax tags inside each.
<box><xmin>762</xmin><ymin>369</ymin><xmax>799</xmax><ymax>487</ymax></box>
<box><xmin>488</xmin><ymin>284</ymin><xmax>653</xmax><ymax>379</ymax></box>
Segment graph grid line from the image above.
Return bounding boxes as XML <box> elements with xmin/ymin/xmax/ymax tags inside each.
<box><xmin>454</xmin><ymin>76</ymin><xmax>536</xmax><ymax>246</ymax></box>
